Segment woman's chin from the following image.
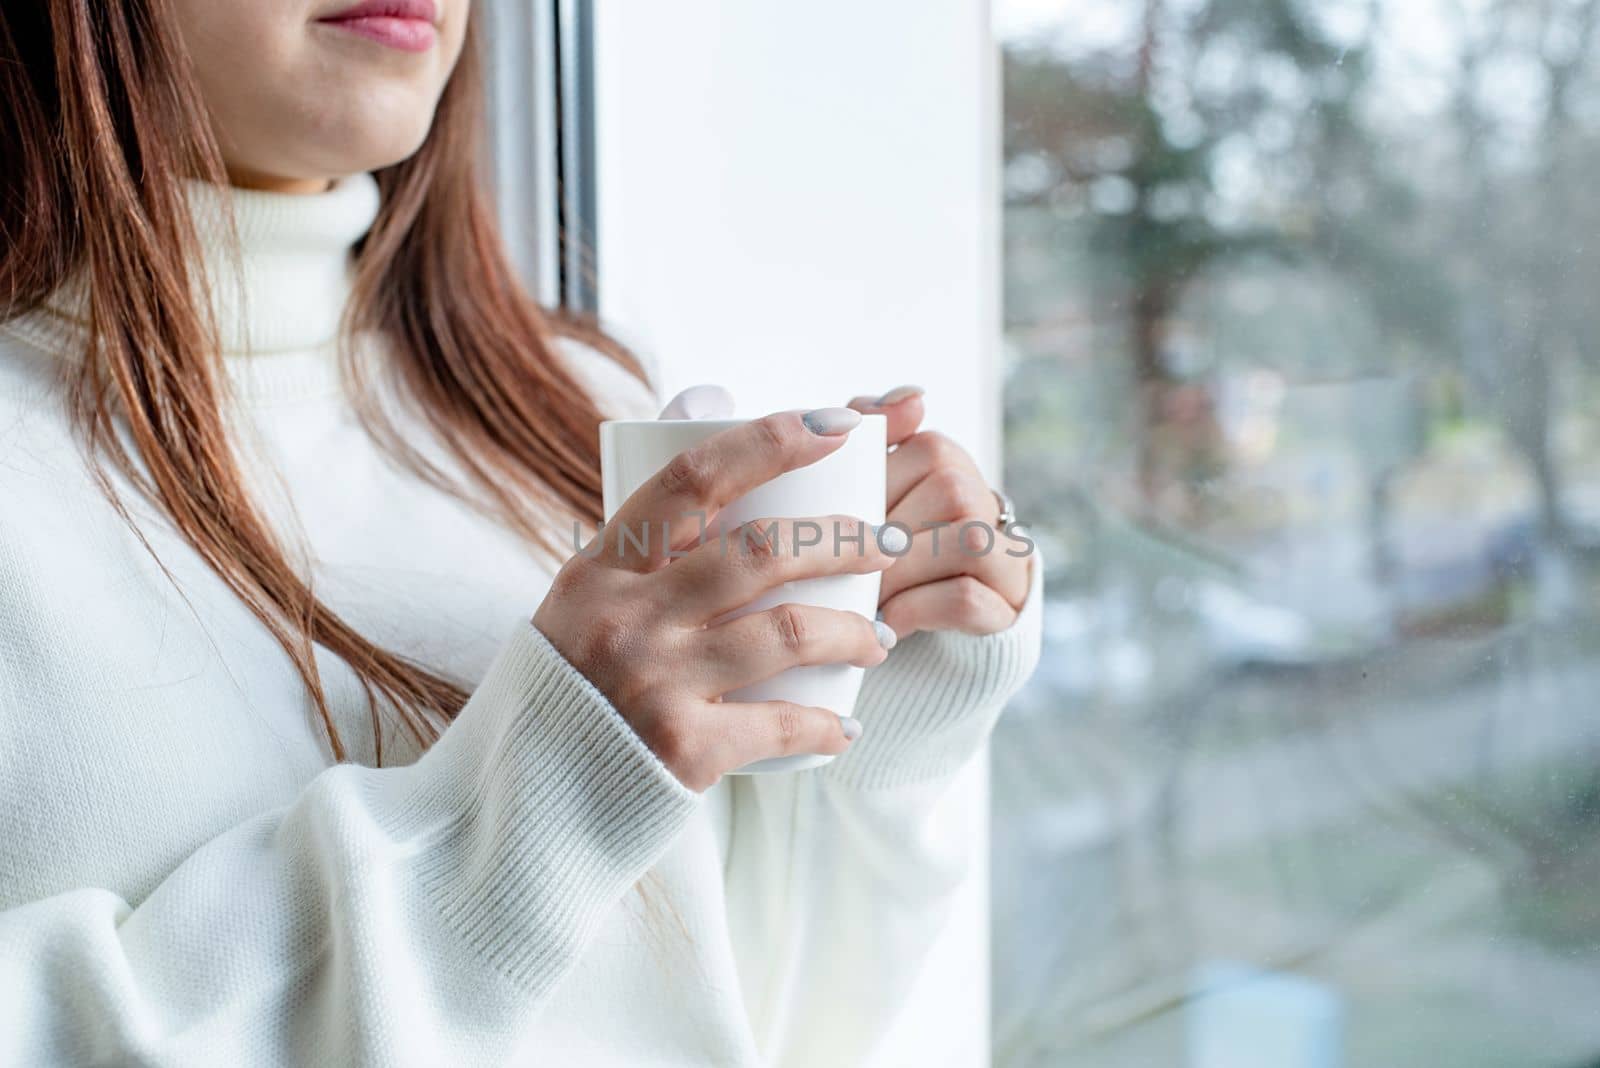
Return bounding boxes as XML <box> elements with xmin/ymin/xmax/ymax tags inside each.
<box><xmin>231</xmin><ymin>129</ymin><xmax>433</xmax><ymax>190</ymax></box>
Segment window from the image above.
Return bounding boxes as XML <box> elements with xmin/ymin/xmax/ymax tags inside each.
<box><xmin>480</xmin><ymin>0</ymin><xmax>598</xmax><ymax>312</ymax></box>
<box><xmin>996</xmin><ymin>1</ymin><xmax>1600</xmax><ymax>1064</ymax></box>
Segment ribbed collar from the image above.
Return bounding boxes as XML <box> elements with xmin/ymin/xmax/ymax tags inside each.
<box><xmin>2</xmin><ymin>172</ymin><xmax>383</xmax><ymax>402</ymax></box>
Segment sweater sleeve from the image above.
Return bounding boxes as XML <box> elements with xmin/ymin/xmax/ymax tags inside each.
<box><xmin>823</xmin><ymin>543</ymin><xmax>1046</xmax><ymax>790</ymax></box>
<box><xmin>722</xmin><ymin>547</ymin><xmax>1044</xmax><ymax>1066</ymax></box>
<box><xmin>0</xmin><ymin>621</ymin><xmax>699</xmax><ymax>1067</ymax></box>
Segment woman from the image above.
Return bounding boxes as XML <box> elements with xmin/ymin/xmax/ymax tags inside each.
<box><xmin>0</xmin><ymin>0</ymin><xmax>1041</xmax><ymax>1064</ymax></box>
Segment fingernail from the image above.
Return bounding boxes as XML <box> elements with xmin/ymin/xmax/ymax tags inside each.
<box><xmin>875</xmin><ymin>384</ymin><xmax>925</xmax><ymax>406</ymax></box>
<box><xmin>841</xmin><ymin>716</ymin><xmax>864</xmax><ymax>741</ymax></box>
<box><xmin>874</xmin><ymin>620</ymin><xmax>898</xmax><ymax>650</ymax></box>
<box><xmin>875</xmin><ymin>523</ymin><xmax>911</xmax><ymax>555</ymax></box>
<box><xmin>803</xmin><ymin>407</ymin><xmax>863</xmax><ymax>436</ymax></box>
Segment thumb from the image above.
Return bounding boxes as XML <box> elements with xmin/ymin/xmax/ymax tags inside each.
<box><xmin>658</xmin><ymin>384</ymin><xmax>737</xmax><ymax>420</ymax></box>
<box><xmin>848</xmin><ymin>385</ymin><xmax>926</xmax><ymax>446</ymax></box>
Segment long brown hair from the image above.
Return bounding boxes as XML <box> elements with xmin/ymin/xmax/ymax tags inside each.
<box><xmin>0</xmin><ymin>0</ymin><xmax>650</xmax><ymax>764</ymax></box>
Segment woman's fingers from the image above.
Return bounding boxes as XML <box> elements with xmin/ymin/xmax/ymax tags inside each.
<box><xmin>887</xmin><ymin>463</ymin><xmax>997</xmax><ymax>529</ymax></box>
<box><xmin>878</xmin><ymin>519</ymin><xmax>1030</xmax><ymax>608</ymax></box>
<box><xmin>884</xmin><ymin>430</ymin><xmax>983</xmax><ymax>512</ymax></box>
<box><xmin>605</xmin><ymin>408</ymin><xmax>863</xmax><ymax>571</ymax></box>
<box><xmin>706</xmin><ymin>700</ymin><xmax>859</xmax><ymax>774</ymax></box>
<box><xmin>847</xmin><ymin>384</ymin><xmax>925</xmax><ymax>446</ymax></box>
<box><xmin>666</xmin><ymin>515</ymin><xmax>901</xmax><ymax>622</ymax></box>
<box><xmin>879</xmin><ymin>575</ymin><xmax>1020</xmax><ymax>638</ymax></box>
<box><xmin>695</xmin><ymin>603</ymin><xmax>893</xmax><ymax>693</ymax></box>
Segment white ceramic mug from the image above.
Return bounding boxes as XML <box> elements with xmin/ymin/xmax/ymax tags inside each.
<box><xmin>599</xmin><ymin>414</ymin><xmax>888</xmax><ymax>773</ymax></box>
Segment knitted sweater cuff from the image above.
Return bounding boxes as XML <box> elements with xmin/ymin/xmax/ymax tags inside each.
<box><xmin>373</xmin><ymin>620</ymin><xmax>700</xmax><ymax>991</ymax></box>
<box><xmin>825</xmin><ymin>547</ymin><xmax>1045</xmax><ymax>791</ymax></box>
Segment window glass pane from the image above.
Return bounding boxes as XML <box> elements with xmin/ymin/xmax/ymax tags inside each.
<box><xmin>996</xmin><ymin>2</ymin><xmax>1600</xmax><ymax>1064</ymax></box>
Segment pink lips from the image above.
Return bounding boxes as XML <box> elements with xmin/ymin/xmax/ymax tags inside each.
<box><xmin>317</xmin><ymin>0</ymin><xmax>438</xmax><ymax>53</ymax></box>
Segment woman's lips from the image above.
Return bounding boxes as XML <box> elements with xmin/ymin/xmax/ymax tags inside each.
<box><xmin>317</xmin><ymin>0</ymin><xmax>438</xmax><ymax>53</ymax></box>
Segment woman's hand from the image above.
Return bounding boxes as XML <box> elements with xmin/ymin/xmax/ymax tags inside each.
<box><xmin>533</xmin><ymin>409</ymin><xmax>899</xmax><ymax>793</ymax></box>
<box><xmin>846</xmin><ymin>386</ymin><xmax>1032</xmax><ymax>639</ymax></box>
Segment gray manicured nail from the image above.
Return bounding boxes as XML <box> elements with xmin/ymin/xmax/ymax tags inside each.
<box><xmin>803</xmin><ymin>407</ymin><xmax>863</xmax><ymax>435</ymax></box>
<box><xmin>874</xmin><ymin>620</ymin><xmax>898</xmax><ymax>650</ymax></box>
<box><xmin>875</xmin><ymin>384</ymin><xmax>925</xmax><ymax>406</ymax></box>
<box><xmin>876</xmin><ymin>523</ymin><xmax>911</xmax><ymax>555</ymax></box>
<box><xmin>841</xmin><ymin>716</ymin><xmax>864</xmax><ymax>741</ymax></box>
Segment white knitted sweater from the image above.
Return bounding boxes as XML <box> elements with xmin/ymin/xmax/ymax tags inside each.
<box><xmin>0</xmin><ymin>173</ymin><xmax>1043</xmax><ymax>1066</ymax></box>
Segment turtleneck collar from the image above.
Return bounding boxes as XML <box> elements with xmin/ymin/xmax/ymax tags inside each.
<box><xmin>189</xmin><ymin>171</ymin><xmax>382</xmax><ymax>355</ymax></box>
<box><xmin>2</xmin><ymin>172</ymin><xmax>382</xmax><ymax>389</ymax></box>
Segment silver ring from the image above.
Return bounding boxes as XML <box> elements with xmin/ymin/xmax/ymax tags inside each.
<box><xmin>992</xmin><ymin>487</ymin><xmax>1016</xmax><ymax>528</ymax></box>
